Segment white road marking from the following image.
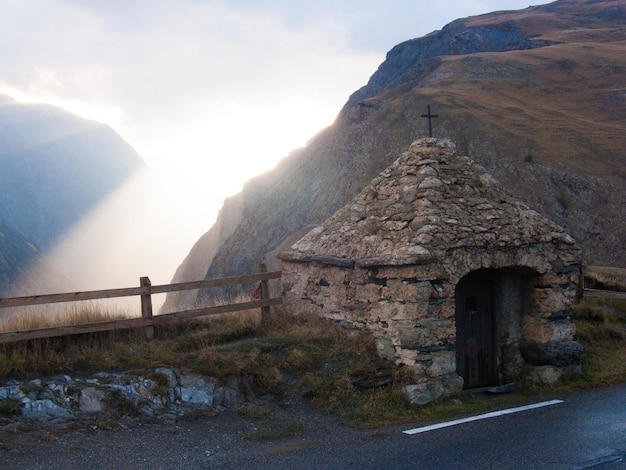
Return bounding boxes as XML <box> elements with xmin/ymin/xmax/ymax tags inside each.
<box><xmin>403</xmin><ymin>399</ymin><xmax>564</xmax><ymax>435</ymax></box>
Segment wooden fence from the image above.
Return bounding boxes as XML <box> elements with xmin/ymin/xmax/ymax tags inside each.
<box><xmin>0</xmin><ymin>264</ymin><xmax>623</xmax><ymax>346</ymax></box>
<box><xmin>581</xmin><ymin>265</ymin><xmax>626</xmax><ymax>300</ymax></box>
<box><xmin>0</xmin><ymin>264</ymin><xmax>282</xmax><ymax>345</ymax></box>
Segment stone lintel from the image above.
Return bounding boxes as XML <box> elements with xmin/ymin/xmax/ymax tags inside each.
<box><xmin>279</xmin><ymin>251</ymin><xmax>356</xmax><ymax>268</ymax></box>
<box><xmin>356</xmin><ymin>255</ymin><xmax>436</xmax><ymax>268</ymax></box>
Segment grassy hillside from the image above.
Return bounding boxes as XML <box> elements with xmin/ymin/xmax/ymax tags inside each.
<box><xmin>166</xmin><ymin>0</ymin><xmax>626</xmax><ymax>308</ymax></box>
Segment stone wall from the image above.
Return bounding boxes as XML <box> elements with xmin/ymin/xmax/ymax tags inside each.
<box><xmin>281</xmin><ymin>239</ymin><xmax>581</xmax><ymax>382</ymax></box>
<box><xmin>280</xmin><ymin>139</ymin><xmax>583</xmax><ymax>403</ymax></box>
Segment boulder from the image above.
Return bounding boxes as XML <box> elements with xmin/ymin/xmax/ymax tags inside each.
<box><xmin>521</xmin><ymin>340</ymin><xmax>583</xmax><ymax>367</ymax></box>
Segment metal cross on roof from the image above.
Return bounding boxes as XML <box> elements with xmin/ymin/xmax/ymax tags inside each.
<box><xmin>421</xmin><ymin>104</ymin><xmax>438</xmax><ymax>138</ymax></box>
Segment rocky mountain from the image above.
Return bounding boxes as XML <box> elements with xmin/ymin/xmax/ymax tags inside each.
<box><xmin>0</xmin><ymin>95</ymin><xmax>144</xmax><ymax>296</ymax></box>
<box><xmin>166</xmin><ymin>0</ymin><xmax>626</xmax><ymax>309</ymax></box>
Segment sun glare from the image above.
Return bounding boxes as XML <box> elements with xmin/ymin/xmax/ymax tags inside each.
<box><xmin>17</xmin><ymin>96</ymin><xmax>337</xmax><ymax>311</ymax></box>
<box><xmin>0</xmin><ymin>82</ymin><xmax>125</xmax><ymax>129</ymax></box>
<box><xmin>136</xmin><ymin>97</ymin><xmax>337</xmax><ymax>197</ymax></box>
<box><xmin>19</xmin><ymin>166</ymin><xmax>222</xmax><ymax>309</ymax></box>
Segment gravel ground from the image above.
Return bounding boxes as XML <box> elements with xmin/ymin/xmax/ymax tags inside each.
<box><xmin>0</xmin><ymin>393</ymin><xmax>381</xmax><ymax>469</ymax></box>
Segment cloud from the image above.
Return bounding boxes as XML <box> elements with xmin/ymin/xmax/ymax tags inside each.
<box><xmin>0</xmin><ymin>0</ymin><xmax>544</xmax><ymax>154</ymax></box>
<box><xmin>0</xmin><ymin>0</ymin><xmax>548</xmax><ymax>290</ymax></box>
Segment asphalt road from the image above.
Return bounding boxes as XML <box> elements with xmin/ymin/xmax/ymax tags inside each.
<box><xmin>2</xmin><ymin>383</ymin><xmax>625</xmax><ymax>469</ymax></box>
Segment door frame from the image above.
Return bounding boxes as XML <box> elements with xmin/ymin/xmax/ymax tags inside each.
<box><xmin>455</xmin><ymin>270</ymin><xmax>497</xmax><ymax>389</ymax></box>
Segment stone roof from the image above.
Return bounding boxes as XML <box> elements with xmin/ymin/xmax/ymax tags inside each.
<box><xmin>285</xmin><ymin>138</ymin><xmax>575</xmax><ymax>267</ymax></box>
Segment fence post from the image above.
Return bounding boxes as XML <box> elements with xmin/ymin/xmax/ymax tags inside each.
<box><xmin>576</xmin><ymin>265</ymin><xmax>585</xmax><ymax>302</ymax></box>
<box><xmin>140</xmin><ymin>276</ymin><xmax>154</xmax><ymax>340</ymax></box>
<box><xmin>259</xmin><ymin>263</ymin><xmax>271</xmax><ymax>325</ymax></box>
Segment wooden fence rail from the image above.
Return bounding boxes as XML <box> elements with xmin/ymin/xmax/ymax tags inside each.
<box><xmin>1</xmin><ymin>264</ymin><xmax>623</xmax><ymax>345</ymax></box>
<box><xmin>0</xmin><ymin>264</ymin><xmax>282</xmax><ymax>345</ymax></box>
<box><xmin>581</xmin><ymin>265</ymin><xmax>626</xmax><ymax>300</ymax></box>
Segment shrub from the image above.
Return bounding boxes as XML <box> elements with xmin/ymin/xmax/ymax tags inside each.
<box><xmin>557</xmin><ymin>185</ymin><xmax>572</xmax><ymax>209</ymax></box>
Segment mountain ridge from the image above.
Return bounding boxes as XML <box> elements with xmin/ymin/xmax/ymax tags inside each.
<box><xmin>167</xmin><ymin>0</ymin><xmax>626</xmax><ymax>307</ymax></box>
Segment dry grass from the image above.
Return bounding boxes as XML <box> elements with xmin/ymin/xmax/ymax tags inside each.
<box><xmin>528</xmin><ymin>297</ymin><xmax>626</xmax><ymax>395</ymax></box>
<box><xmin>0</xmin><ymin>294</ymin><xmax>262</xmax><ymax>379</ymax></box>
<box><xmin>570</xmin><ymin>297</ymin><xmax>626</xmax><ymax>388</ymax></box>
<box><xmin>0</xmin><ymin>295</ymin><xmax>624</xmax><ymax>429</ymax></box>
<box><xmin>0</xmin><ymin>301</ymin><xmax>134</xmax><ymax>333</ymax></box>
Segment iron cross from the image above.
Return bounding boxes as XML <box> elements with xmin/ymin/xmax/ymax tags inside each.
<box><xmin>421</xmin><ymin>104</ymin><xmax>438</xmax><ymax>138</ymax></box>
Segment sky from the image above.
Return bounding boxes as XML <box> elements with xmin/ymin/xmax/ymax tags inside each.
<box><xmin>0</xmin><ymin>0</ymin><xmax>548</xmax><ymax>300</ymax></box>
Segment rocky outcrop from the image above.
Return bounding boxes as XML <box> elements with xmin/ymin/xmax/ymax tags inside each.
<box><xmin>0</xmin><ymin>369</ymin><xmax>256</xmax><ymax>424</ymax></box>
<box><xmin>345</xmin><ymin>9</ymin><xmax>556</xmax><ymax>108</ymax></box>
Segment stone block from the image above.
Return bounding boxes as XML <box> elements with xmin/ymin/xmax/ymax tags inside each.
<box><xmin>375</xmin><ymin>336</ymin><xmax>397</xmax><ymax>362</ymax></box>
<box><xmin>404</xmin><ymin>381</ymin><xmax>444</xmax><ymax>406</ymax></box>
<box><xmin>525</xmin><ymin>365</ymin><xmax>563</xmax><ymax>384</ymax></box>
<box><xmin>522</xmin><ymin>316</ymin><xmax>553</xmax><ymax>343</ymax></box>
<box><xmin>549</xmin><ymin>320</ymin><xmax>576</xmax><ymax>341</ymax></box>
<box><xmin>357</xmin><ymin>283</ymin><xmax>383</xmax><ymax>300</ymax></box>
<box><xmin>387</xmin><ymin>279</ymin><xmax>418</xmax><ymax>301</ymax></box>
<box><xmin>531</xmin><ymin>287</ymin><xmax>571</xmax><ymax>314</ymax></box>
<box><xmin>520</xmin><ymin>340</ymin><xmax>583</xmax><ymax>367</ymax></box>
<box><xmin>441</xmin><ymin>373</ymin><xmax>464</xmax><ymax>397</ymax></box>
<box><xmin>396</xmin><ymin>346</ymin><xmax>418</xmax><ymax>366</ymax></box>
<box><xmin>426</xmin><ymin>350</ymin><xmax>456</xmax><ymax>377</ymax></box>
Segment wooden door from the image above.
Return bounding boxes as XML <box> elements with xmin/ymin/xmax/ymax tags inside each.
<box><xmin>455</xmin><ymin>271</ymin><xmax>496</xmax><ymax>389</ymax></box>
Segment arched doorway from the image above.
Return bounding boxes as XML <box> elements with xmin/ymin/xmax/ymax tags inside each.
<box><xmin>455</xmin><ymin>268</ymin><xmax>534</xmax><ymax>389</ymax></box>
<box><xmin>455</xmin><ymin>270</ymin><xmax>496</xmax><ymax>388</ymax></box>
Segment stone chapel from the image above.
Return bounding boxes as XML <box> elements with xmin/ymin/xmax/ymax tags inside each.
<box><xmin>279</xmin><ymin>138</ymin><xmax>583</xmax><ymax>405</ymax></box>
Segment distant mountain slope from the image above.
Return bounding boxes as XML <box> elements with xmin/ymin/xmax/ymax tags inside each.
<box><xmin>0</xmin><ymin>95</ymin><xmax>144</xmax><ymax>250</ymax></box>
<box><xmin>0</xmin><ymin>222</ymin><xmax>39</xmax><ymax>296</ymax></box>
<box><xmin>168</xmin><ymin>0</ymin><xmax>626</xmax><ymax>307</ymax></box>
<box><xmin>0</xmin><ymin>95</ymin><xmax>144</xmax><ymax>295</ymax></box>
<box><xmin>0</xmin><ymin>221</ymin><xmax>70</xmax><ymax>297</ymax></box>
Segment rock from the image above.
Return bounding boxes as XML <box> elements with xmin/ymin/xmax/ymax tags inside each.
<box><xmin>47</xmin><ymin>382</ymin><xmax>68</xmax><ymax>397</ymax></box>
<box><xmin>404</xmin><ymin>381</ymin><xmax>445</xmax><ymax>406</ymax></box>
<box><xmin>180</xmin><ymin>387</ymin><xmax>214</xmax><ymax>406</ymax></box>
<box><xmin>179</xmin><ymin>374</ymin><xmax>218</xmax><ymax>406</ymax></box>
<box><xmin>441</xmin><ymin>373</ymin><xmax>464</xmax><ymax>397</ymax></box>
<box><xmin>79</xmin><ymin>387</ymin><xmax>106</xmax><ymax>413</ymax></box>
<box><xmin>0</xmin><ymin>385</ymin><xmax>24</xmax><ymax>400</ymax></box>
<box><xmin>427</xmin><ymin>351</ymin><xmax>456</xmax><ymax>377</ymax></box>
<box><xmin>21</xmin><ymin>399</ymin><xmax>72</xmax><ymax>420</ymax></box>
<box><xmin>1</xmin><ymin>368</ymin><xmax>253</xmax><ymax>424</ymax></box>
<box><xmin>526</xmin><ymin>365</ymin><xmax>563</xmax><ymax>384</ymax></box>
<box><xmin>521</xmin><ymin>340</ymin><xmax>583</xmax><ymax>367</ymax></box>
<box><xmin>213</xmin><ymin>385</ymin><xmax>244</xmax><ymax>409</ymax></box>
<box><xmin>403</xmin><ymin>372</ymin><xmax>463</xmax><ymax>406</ymax></box>
<box><xmin>51</xmin><ymin>375</ymin><xmax>72</xmax><ymax>384</ymax></box>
